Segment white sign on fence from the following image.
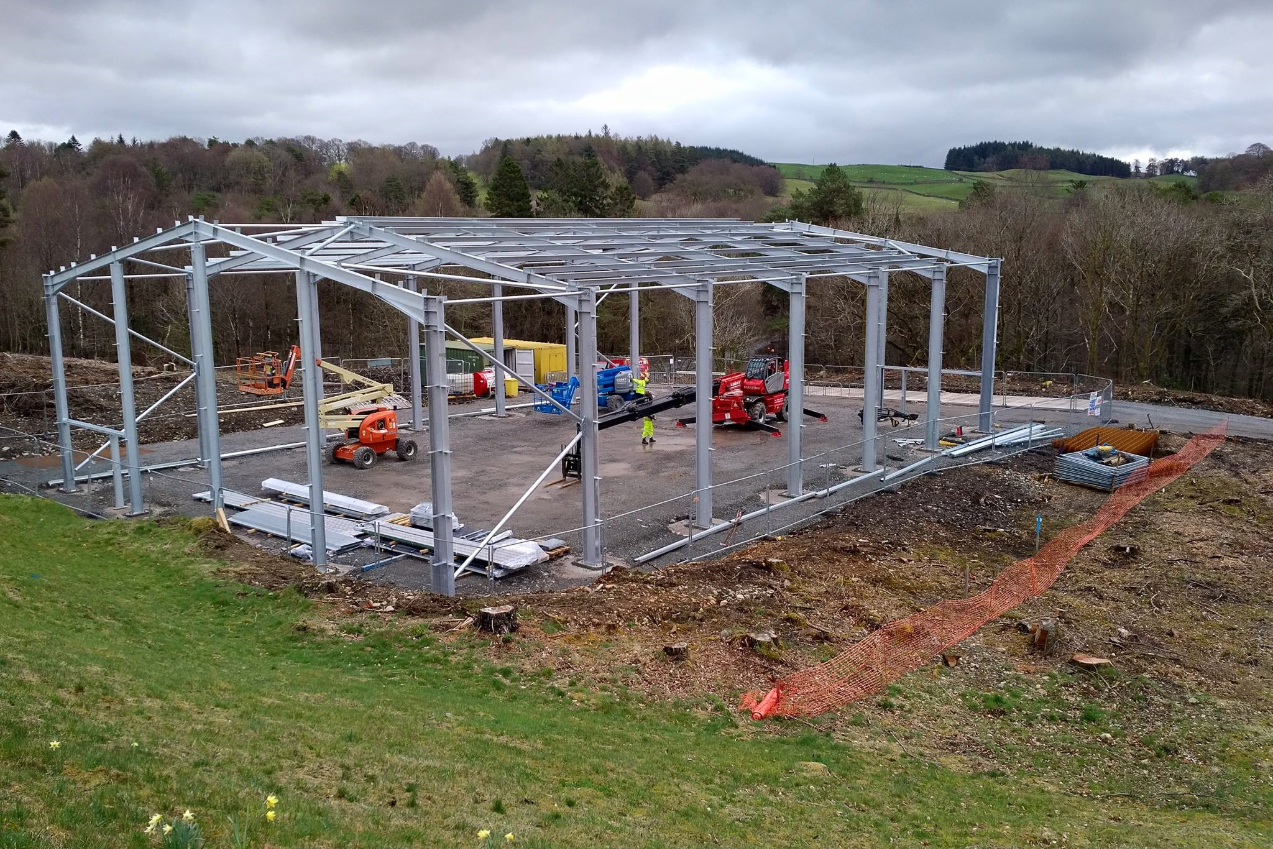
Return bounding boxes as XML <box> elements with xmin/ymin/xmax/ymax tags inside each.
<box><xmin>1087</xmin><ymin>391</ymin><xmax>1102</xmax><ymax>417</ymax></box>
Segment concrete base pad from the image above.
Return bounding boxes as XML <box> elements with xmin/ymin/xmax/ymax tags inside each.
<box><xmin>667</xmin><ymin>517</ymin><xmax>725</xmax><ymax>537</ymax></box>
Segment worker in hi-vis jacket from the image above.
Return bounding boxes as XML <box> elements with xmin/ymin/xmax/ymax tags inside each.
<box><xmin>641</xmin><ymin>415</ymin><xmax>655</xmax><ymax>447</ymax></box>
<box><xmin>633</xmin><ymin>374</ymin><xmax>647</xmax><ymax>397</ymax></box>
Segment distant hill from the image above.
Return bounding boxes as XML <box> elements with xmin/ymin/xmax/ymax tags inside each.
<box><xmin>944</xmin><ymin>141</ymin><xmax>1130</xmax><ymax>178</ymax></box>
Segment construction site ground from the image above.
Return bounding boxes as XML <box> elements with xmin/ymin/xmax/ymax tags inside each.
<box><xmin>200</xmin><ymin>427</ymin><xmax>1273</xmax><ymax>842</ymax></box>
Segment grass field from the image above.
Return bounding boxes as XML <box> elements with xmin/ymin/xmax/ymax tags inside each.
<box><xmin>2</xmin><ymin>493</ymin><xmax>1269</xmax><ymax>848</ymax></box>
<box><xmin>774</xmin><ymin>162</ymin><xmax>1198</xmax><ymax>211</ymax></box>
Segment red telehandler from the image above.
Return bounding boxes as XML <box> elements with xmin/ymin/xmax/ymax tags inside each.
<box><xmin>676</xmin><ymin>354</ymin><xmax>827</xmax><ymax>436</ymax></box>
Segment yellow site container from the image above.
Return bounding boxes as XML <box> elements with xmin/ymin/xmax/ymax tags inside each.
<box><xmin>467</xmin><ymin>338</ymin><xmax>567</xmax><ymax>384</ymax></box>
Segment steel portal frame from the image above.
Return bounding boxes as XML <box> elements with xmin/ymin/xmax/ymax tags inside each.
<box><xmin>41</xmin><ymin>216</ymin><xmax>998</xmax><ymax>593</ymax></box>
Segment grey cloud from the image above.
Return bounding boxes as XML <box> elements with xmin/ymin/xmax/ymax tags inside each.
<box><xmin>2</xmin><ymin>0</ymin><xmax>1270</xmax><ymax>165</ymax></box>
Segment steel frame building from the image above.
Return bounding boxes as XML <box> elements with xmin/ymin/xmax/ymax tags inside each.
<box><xmin>41</xmin><ymin>217</ymin><xmax>1000</xmax><ymax>594</ymax></box>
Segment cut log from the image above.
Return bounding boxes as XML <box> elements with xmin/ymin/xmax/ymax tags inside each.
<box><xmin>663</xmin><ymin>642</ymin><xmax>689</xmax><ymax>661</ymax></box>
<box><xmin>743</xmin><ymin>631</ymin><xmax>780</xmax><ymax>649</ymax></box>
<box><xmin>476</xmin><ymin>604</ymin><xmax>518</xmax><ymax>635</ymax></box>
<box><xmin>1071</xmin><ymin>652</ymin><xmax>1112</xmax><ymax>669</ymax></box>
<box><xmin>1031</xmin><ymin>618</ymin><xmax>1059</xmax><ymax>652</ymax></box>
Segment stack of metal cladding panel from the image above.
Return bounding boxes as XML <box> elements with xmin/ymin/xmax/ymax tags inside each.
<box><xmin>260</xmin><ymin>478</ymin><xmax>389</xmax><ymax>519</ymax></box>
<box><xmin>1053</xmin><ymin>427</ymin><xmax>1159</xmax><ymax>457</ymax></box>
<box><xmin>364</xmin><ymin>516</ymin><xmax>547</xmax><ymax>577</ymax></box>
<box><xmin>1055</xmin><ymin>447</ymin><xmax>1151</xmax><ymax>491</ymax></box>
<box><xmin>193</xmin><ymin>489</ymin><xmax>268</xmax><ymax>509</ymax></box>
<box><xmin>228</xmin><ymin>504</ymin><xmax>366</xmax><ymax>552</ymax></box>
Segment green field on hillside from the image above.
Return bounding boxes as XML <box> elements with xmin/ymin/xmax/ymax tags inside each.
<box><xmin>774</xmin><ymin>162</ymin><xmax>1198</xmax><ymax>210</ymax></box>
<box><xmin>1</xmin><ymin>495</ymin><xmax>1270</xmax><ymax>848</ymax></box>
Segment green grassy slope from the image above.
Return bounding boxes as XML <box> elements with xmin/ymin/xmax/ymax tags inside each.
<box><xmin>1</xmin><ymin>495</ymin><xmax>1269</xmax><ymax>847</ymax></box>
<box><xmin>774</xmin><ymin>163</ymin><xmax>1199</xmax><ymax>210</ymax></box>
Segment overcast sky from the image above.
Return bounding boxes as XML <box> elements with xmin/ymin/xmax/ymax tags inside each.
<box><xmin>4</xmin><ymin>0</ymin><xmax>1271</xmax><ymax>166</ymax></box>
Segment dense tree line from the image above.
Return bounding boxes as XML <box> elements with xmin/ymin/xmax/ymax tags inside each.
<box><xmin>945</xmin><ymin>140</ymin><xmax>1131</xmax><ymax>177</ymax></box>
<box><xmin>2</xmin><ymin>130</ymin><xmax>1271</xmax><ymax>403</ymax></box>
<box><xmin>468</xmin><ymin>130</ymin><xmax>775</xmax><ymax>199</ymax></box>
<box><xmin>1197</xmin><ymin>143</ymin><xmax>1273</xmax><ymax>192</ymax></box>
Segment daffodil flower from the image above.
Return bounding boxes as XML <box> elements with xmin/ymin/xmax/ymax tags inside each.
<box><xmin>505</xmin><ymin>834</ymin><xmax>515</xmax><ymax>842</ymax></box>
<box><xmin>162</xmin><ymin>824</ymin><xmax>173</xmax><ymax>835</ymax></box>
<box><xmin>49</xmin><ymin>741</ymin><xmax>60</xmax><ymax>750</ymax></box>
<box><xmin>182</xmin><ymin>809</ymin><xmax>194</xmax><ymax>822</ymax></box>
<box><xmin>145</xmin><ymin>813</ymin><xmax>163</xmax><ymax>834</ymax></box>
<box><xmin>266</xmin><ymin>809</ymin><xmax>276</xmax><ymax>823</ymax></box>
<box><xmin>266</xmin><ymin>794</ymin><xmax>278</xmax><ymax>809</ymax></box>
<box><xmin>478</xmin><ymin>829</ymin><xmax>491</xmax><ymax>839</ymax></box>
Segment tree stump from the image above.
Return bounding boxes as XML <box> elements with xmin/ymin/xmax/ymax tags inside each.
<box><xmin>663</xmin><ymin>642</ymin><xmax>689</xmax><ymax>661</ymax></box>
<box><xmin>476</xmin><ymin>605</ymin><xmax>518</xmax><ymax>635</ymax></box>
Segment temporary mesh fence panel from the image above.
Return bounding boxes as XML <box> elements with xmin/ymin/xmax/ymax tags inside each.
<box><xmin>742</xmin><ymin>423</ymin><xmax>1227</xmax><ymax>720</ymax></box>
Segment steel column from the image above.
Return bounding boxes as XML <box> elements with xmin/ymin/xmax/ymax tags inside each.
<box><xmin>564</xmin><ymin>301</ymin><xmax>577</xmax><ymax>379</ymax></box>
<box><xmin>294</xmin><ymin>271</ymin><xmax>328</xmax><ymax>566</ymax></box>
<box><xmin>785</xmin><ymin>274</ymin><xmax>806</xmax><ymax>496</ymax></box>
<box><xmin>406</xmin><ymin>276</ymin><xmax>423</xmax><ymax>431</ymax></box>
<box><xmin>184</xmin><ymin>271</ymin><xmax>208</xmax><ymax>467</ymax></box>
<box><xmin>44</xmin><ymin>284</ymin><xmax>77</xmax><ymax>492</ymax></box>
<box><xmin>108</xmin><ymin>435</ymin><xmax>124</xmax><ymax>509</ymax></box>
<box><xmin>423</xmin><ymin>295</ymin><xmax>456</xmax><ymax>595</ymax></box>
<box><xmin>693</xmin><ymin>281</ymin><xmax>714</xmax><ymax>528</ymax></box>
<box><xmin>189</xmin><ymin>244</ymin><xmax>223</xmax><ymax>509</ymax></box>
<box><xmin>577</xmin><ymin>289</ymin><xmax>602</xmax><ymax>565</ymax></box>
<box><xmin>492</xmin><ymin>282</ymin><xmax>507</xmax><ymax>416</ymax></box>
<box><xmin>629</xmin><ymin>288</ymin><xmax>640</xmax><ymax>382</ymax></box>
<box><xmin>877</xmin><ymin>271</ymin><xmax>889</xmax><ymax>410</ymax></box>
<box><xmin>862</xmin><ymin>277</ymin><xmax>882</xmax><ymax>472</ymax></box>
<box><xmin>925</xmin><ymin>264</ymin><xmax>947</xmax><ymax>450</ymax></box>
<box><xmin>978</xmin><ymin>259</ymin><xmax>1001</xmax><ymax>432</ymax></box>
<box><xmin>109</xmin><ymin>262</ymin><xmax>145</xmax><ymax>515</ymax></box>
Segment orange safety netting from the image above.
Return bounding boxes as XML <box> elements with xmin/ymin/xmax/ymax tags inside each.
<box><xmin>742</xmin><ymin>422</ymin><xmax>1228</xmax><ymax>720</ymax></box>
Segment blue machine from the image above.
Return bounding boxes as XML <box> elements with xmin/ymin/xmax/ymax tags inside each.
<box><xmin>533</xmin><ymin>375</ymin><xmax>579</xmax><ymax>414</ymax></box>
<box><xmin>534</xmin><ymin>366</ymin><xmax>644</xmax><ymax>415</ymax></box>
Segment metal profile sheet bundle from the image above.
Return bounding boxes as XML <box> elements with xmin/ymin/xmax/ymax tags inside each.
<box><xmin>230</xmin><ymin>505</ymin><xmax>366</xmax><ymax>552</ymax></box>
<box><xmin>260</xmin><ymin>478</ymin><xmax>389</xmax><ymax>519</ymax></box>
<box><xmin>943</xmin><ymin>423</ymin><xmax>1063</xmax><ymax>458</ymax></box>
<box><xmin>364</xmin><ymin>517</ymin><xmax>548</xmax><ymax>577</ymax></box>
<box><xmin>1055</xmin><ymin>448</ymin><xmax>1150</xmax><ymax>491</ymax></box>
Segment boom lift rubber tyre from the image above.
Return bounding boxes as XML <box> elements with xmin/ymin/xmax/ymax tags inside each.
<box><xmin>352</xmin><ymin>445</ymin><xmax>376</xmax><ymax>469</ymax></box>
<box><xmin>748</xmin><ymin>400</ymin><xmax>767</xmax><ymax>423</ymax></box>
<box><xmin>329</xmin><ymin>444</ymin><xmax>342</xmax><ymax>463</ymax></box>
<box><xmin>607</xmin><ymin>393</ymin><xmax>625</xmax><ymax>410</ymax></box>
<box><xmin>395</xmin><ymin>439</ymin><xmax>418</xmax><ymax>461</ymax></box>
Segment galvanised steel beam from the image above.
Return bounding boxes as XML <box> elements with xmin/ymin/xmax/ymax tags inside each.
<box><xmin>785</xmin><ymin>274</ymin><xmax>807</xmax><ymax>497</ymax></box>
<box><xmin>57</xmin><ymin>291</ymin><xmax>194</xmax><ymax>366</ymax></box>
<box><xmin>693</xmin><ymin>281</ymin><xmax>714</xmax><ymax>528</ymax></box>
<box><xmin>295</xmin><ymin>270</ymin><xmax>328</xmax><ymax>567</ymax></box>
<box><xmin>577</xmin><ymin>289</ymin><xmax>603</xmax><ymax>566</ymax></box>
<box><xmin>979</xmin><ymin>258</ymin><xmax>1002</xmax><ymax>432</ymax></box>
<box><xmin>406</xmin><ymin>276</ymin><xmax>423</xmax><ymax>432</ymax></box>
<box><xmin>629</xmin><ymin>287</ymin><xmax>640</xmax><ymax>385</ymax></box>
<box><xmin>194</xmin><ymin>222</ymin><xmax>428</xmax><ymax>323</ymax></box>
<box><xmin>492</xmin><ymin>281</ymin><xmax>507</xmax><ymax>417</ymax></box>
<box><xmin>43</xmin><ymin>279</ymin><xmax>77</xmax><ymax>492</ymax></box>
<box><xmin>45</xmin><ymin>221</ymin><xmax>200</xmax><ymax>292</ymax></box>
<box><xmin>423</xmin><ymin>295</ymin><xmax>456</xmax><ymax>596</ymax></box>
<box><xmin>189</xmin><ymin>243</ymin><xmax>224</xmax><ymax>510</ymax></box>
<box><xmin>565</xmin><ymin>300</ymin><xmax>577</xmax><ymax>380</ymax></box>
<box><xmin>877</xmin><ymin>271</ymin><xmax>890</xmax><ymax>411</ymax></box>
<box><xmin>862</xmin><ymin>275</ymin><xmax>883</xmax><ymax>473</ymax></box>
<box><xmin>926</xmin><ymin>264</ymin><xmax>948</xmax><ymax>450</ymax></box>
<box><xmin>109</xmin><ymin>262</ymin><xmax>145</xmax><ymax>515</ymax></box>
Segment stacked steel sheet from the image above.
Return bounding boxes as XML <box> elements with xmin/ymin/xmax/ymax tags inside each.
<box><xmin>408</xmin><ymin>501</ymin><xmax>460</xmax><ymax>531</ymax></box>
<box><xmin>364</xmin><ymin>517</ymin><xmax>547</xmax><ymax>577</ymax></box>
<box><xmin>943</xmin><ymin>423</ymin><xmax>1064</xmax><ymax>458</ymax></box>
<box><xmin>1055</xmin><ymin>447</ymin><xmax>1150</xmax><ymax>491</ymax></box>
<box><xmin>260</xmin><ymin>478</ymin><xmax>389</xmax><ymax>519</ymax></box>
<box><xmin>228</xmin><ymin>505</ymin><xmax>365</xmax><ymax>552</ymax></box>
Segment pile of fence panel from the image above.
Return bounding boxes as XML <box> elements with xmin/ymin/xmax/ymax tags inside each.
<box><xmin>1055</xmin><ymin>447</ymin><xmax>1150</xmax><ymax>492</ymax></box>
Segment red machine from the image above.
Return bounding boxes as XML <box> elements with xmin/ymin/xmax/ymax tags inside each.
<box><xmin>235</xmin><ymin>344</ymin><xmax>301</xmax><ymax>396</ymax></box>
<box><xmin>329</xmin><ymin>407</ymin><xmax>417</xmax><ymax>469</ymax></box>
<box><xmin>677</xmin><ymin>355</ymin><xmax>826</xmax><ymax>436</ymax></box>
